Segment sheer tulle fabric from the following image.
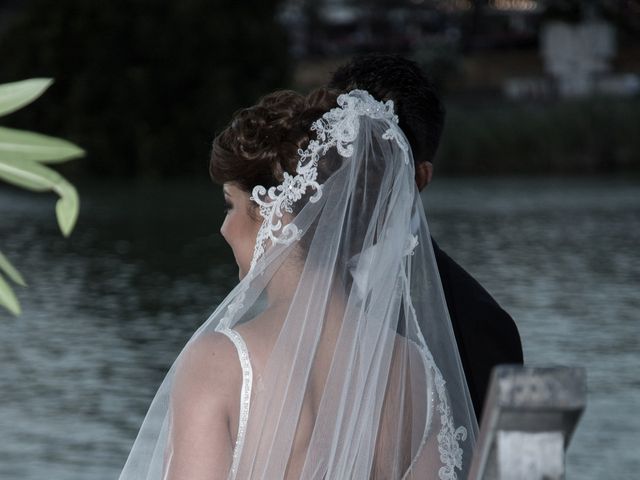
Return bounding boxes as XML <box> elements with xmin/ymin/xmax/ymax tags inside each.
<box><xmin>118</xmin><ymin>91</ymin><xmax>477</xmax><ymax>480</ymax></box>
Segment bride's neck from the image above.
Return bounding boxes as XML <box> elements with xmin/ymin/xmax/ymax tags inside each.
<box><xmin>264</xmin><ymin>260</ymin><xmax>348</xmax><ymax>323</ymax></box>
<box><xmin>265</xmin><ymin>261</ymin><xmax>300</xmax><ymax>306</ymax></box>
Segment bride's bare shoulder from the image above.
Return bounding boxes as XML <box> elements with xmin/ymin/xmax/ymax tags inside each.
<box><xmin>168</xmin><ymin>332</ymin><xmax>239</xmax><ymax>475</ymax></box>
<box><xmin>173</xmin><ymin>332</ymin><xmax>243</xmax><ymax>403</ymax></box>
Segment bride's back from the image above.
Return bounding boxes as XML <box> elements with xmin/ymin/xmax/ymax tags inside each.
<box><xmin>233</xmin><ymin>302</ymin><xmax>342</xmax><ymax>478</ymax></box>
<box><xmin>232</xmin><ymin>301</ymin><xmax>420</xmax><ymax>479</ymax></box>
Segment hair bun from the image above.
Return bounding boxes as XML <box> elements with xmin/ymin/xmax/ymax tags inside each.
<box><xmin>210</xmin><ymin>89</ymin><xmax>339</xmax><ymax>192</ymax></box>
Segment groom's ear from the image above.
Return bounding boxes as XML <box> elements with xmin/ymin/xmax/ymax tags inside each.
<box><xmin>415</xmin><ymin>161</ymin><xmax>433</xmax><ymax>191</ymax></box>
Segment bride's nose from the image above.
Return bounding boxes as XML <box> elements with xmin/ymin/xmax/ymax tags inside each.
<box><xmin>220</xmin><ymin>217</ymin><xmax>229</xmax><ymax>244</ymax></box>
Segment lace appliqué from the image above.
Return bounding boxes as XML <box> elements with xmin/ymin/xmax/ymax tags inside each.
<box><xmin>402</xmin><ymin>258</ymin><xmax>468</xmax><ymax>480</ymax></box>
<box><xmin>404</xmin><ymin>234</ymin><xmax>419</xmax><ymax>256</ymax></box>
<box><xmin>219</xmin><ymin>291</ymin><xmax>246</xmax><ymax>328</ymax></box>
<box><xmin>404</xmin><ymin>332</ymin><xmax>467</xmax><ymax>479</ymax></box>
<box><xmin>382</xmin><ymin>127</ymin><xmax>410</xmax><ymax>156</ymax></box>
<box><xmin>434</xmin><ymin>371</ymin><xmax>468</xmax><ymax>480</ymax></box>
<box><xmin>249</xmin><ymin>90</ymin><xmax>407</xmax><ymax>271</ymax></box>
<box><xmin>421</xmin><ymin>346</ymin><xmax>468</xmax><ymax>480</ymax></box>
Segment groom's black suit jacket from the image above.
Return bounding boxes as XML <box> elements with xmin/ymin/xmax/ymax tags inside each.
<box><xmin>431</xmin><ymin>239</ymin><xmax>523</xmax><ymax>420</ymax></box>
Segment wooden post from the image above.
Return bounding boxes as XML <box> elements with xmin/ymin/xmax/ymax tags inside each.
<box><xmin>468</xmin><ymin>366</ymin><xmax>586</xmax><ymax>480</ymax></box>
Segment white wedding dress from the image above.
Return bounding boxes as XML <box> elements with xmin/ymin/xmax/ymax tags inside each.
<box><xmin>217</xmin><ymin>325</ymin><xmax>437</xmax><ymax>479</ymax></box>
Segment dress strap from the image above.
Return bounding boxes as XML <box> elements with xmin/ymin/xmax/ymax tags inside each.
<box><xmin>218</xmin><ymin>328</ymin><xmax>253</xmax><ymax>477</ymax></box>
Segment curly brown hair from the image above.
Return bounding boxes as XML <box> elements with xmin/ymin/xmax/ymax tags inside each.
<box><xmin>210</xmin><ymin>88</ymin><xmax>339</xmax><ymax>194</ymax></box>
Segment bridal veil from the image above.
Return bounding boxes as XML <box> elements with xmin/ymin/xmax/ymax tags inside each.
<box><xmin>119</xmin><ymin>90</ymin><xmax>477</xmax><ymax>479</ymax></box>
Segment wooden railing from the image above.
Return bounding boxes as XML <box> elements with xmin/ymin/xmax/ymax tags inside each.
<box><xmin>468</xmin><ymin>366</ymin><xmax>586</xmax><ymax>480</ymax></box>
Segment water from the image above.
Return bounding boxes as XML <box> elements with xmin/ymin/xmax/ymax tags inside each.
<box><xmin>1</xmin><ymin>176</ymin><xmax>638</xmax><ymax>479</ymax></box>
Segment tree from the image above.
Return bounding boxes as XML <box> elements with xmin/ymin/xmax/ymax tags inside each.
<box><xmin>0</xmin><ymin>0</ymin><xmax>291</xmax><ymax>176</ymax></box>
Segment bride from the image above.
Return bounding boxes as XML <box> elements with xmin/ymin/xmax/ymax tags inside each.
<box><xmin>118</xmin><ymin>88</ymin><xmax>477</xmax><ymax>479</ymax></box>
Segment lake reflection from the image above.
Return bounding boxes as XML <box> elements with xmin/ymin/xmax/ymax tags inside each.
<box><xmin>1</xmin><ymin>177</ymin><xmax>638</xmax><ymax>479</ymax></box>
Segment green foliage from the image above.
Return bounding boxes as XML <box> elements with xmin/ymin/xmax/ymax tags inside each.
<box><xmin>0</xmin><ymin>78</ymin><xmax>53</xmax><ymax>116</ymax></box>
<box><xmin>0</xmin><ymin>0</ymin><xmax>291</xmax><ymax>177</ymax></box>
<box><xmin>413</xmin><ymin>41</ymin><xmax>462</xmax><ymax>94</ymax></box>
<box><xmin>0</xmin><ymin>78</ymin><xmax>84</xmax><ymax>316</ymax></box>
<box><xmin>438</xmin><ymin>96</ymin><xmax>640</xmax><ymax>175</ymax></box>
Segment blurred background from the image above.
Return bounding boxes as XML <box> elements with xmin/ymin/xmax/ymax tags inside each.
<box><xmin>0</xmin><ymin>0</ymin><xmax>638</xmax><ymax>479</ymax></box>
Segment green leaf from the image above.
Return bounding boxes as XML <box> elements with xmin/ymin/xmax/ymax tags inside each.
<box><xmin>54</xmin><ymin>183</ymin><xmax>79</xmax><ymax>236</ymax></box>
<box><xmin>0</xmin><ymin>78</ymin><xmax>53</xmax><ymax>118</ymax></box>
<box><xmin>0</xmin><ymin>157</ymin><xmax>54</xmax><ymax>191</ymax></box>
<box><xmin>0</xmin><ymin>251</ymin><xmax>26</xmax><ymax>287</ymax></box>
<box><xmin>0</xmin><ymin>158</ymin><xmax>80</xmax><ymax>236</ymax></box>
<box><xmin>0</xmin><ymin>126</ymin><xmax>85</xmax><ymax>163</ymax></box>
<box><xmin>0</xmin><ymin>273</ymin><xmax>21</xmax><ymax>316</ymax></box>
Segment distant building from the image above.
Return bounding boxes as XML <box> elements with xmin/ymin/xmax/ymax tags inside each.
<box><xmin>281</xmin><ymin>0</ymin><xmax>640</xmax><ymax>98</ymax></box>
<box><xmin>278</xmin><ymin>0</ymin><xmax>544</xmax><ymax>59</ymax></box>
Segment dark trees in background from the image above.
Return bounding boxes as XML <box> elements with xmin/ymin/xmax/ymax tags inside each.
<box><xmin>0</xmin><ymin>0</ymin><xmax>291</xmax><ymax>177</ymax></box>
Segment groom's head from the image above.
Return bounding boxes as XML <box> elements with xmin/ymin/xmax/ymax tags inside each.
<box><xmin>329</xmin><ymin>54</ymin><xmax>444</xmax><ymax>190</ymax></box>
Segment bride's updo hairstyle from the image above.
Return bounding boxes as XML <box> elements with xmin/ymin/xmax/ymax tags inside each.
<box><xmin>210</xmin><ymin>87</ymin><xmax>391</xmax><ymax>269</ymax></box>
<box><xmin>210</xmin><ymin>88</ymin><xmax>340</xmax><ymax>206</ymax></box>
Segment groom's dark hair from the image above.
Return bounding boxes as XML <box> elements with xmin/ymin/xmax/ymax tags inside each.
<box><xmin>328</xmin><ymin>54</ymin><xmax>445</xmax><ymax>165</ymax></box>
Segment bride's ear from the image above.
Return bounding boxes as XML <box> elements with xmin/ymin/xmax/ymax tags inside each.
<box><xmin>415</xmin><ymin>161</ymin><xmax>433</xmax><ymax>191</ymax></box>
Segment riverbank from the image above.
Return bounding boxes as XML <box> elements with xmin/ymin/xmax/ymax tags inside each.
<box><xmin>438</xmin><ymin>96</ymin><xmax>640</xmax><ymax>175</ymax></box>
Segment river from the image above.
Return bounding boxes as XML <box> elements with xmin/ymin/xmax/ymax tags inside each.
<box><xmin>0</xmin><ymin>176</ymin><xmax>638</xmax><ymax>479</ymax></box>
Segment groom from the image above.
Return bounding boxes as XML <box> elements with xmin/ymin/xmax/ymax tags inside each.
<box><xmin>329</xmin><ymin>54</ymin><xmax>523</xmax><ymax>421</ymax></box>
